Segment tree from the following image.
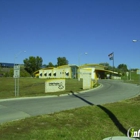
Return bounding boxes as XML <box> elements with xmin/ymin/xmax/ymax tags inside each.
<box><xmin>57</xmin><ymin>57</ymin><xmax>68</xmax><ymax>66</ymax></box>
<box><xmin>42</xmin><ymin>64</ymin><xmax>47</xmax><ymax>68</ymax></box>
<box><xmin>99</xmin><ymin>62</ymin><xmax>115</xmax><ymax>71</ymax></box>
<box><xmin>117</xmin><ymin>64</ymin><xmax>128</xmax><ymax>71</ymax></box>
<box><xmin>99</xmin><ymin>63</ymin><xmax>110</xmax><ymax>69</ymax></box>
<box><xmin>42</xmin><ymin>62</ymin><xmax>54</xmax><ymax>68</ymax></box>
<box><xmin>48</xmin><ymin>62</ymin><xmax>54</xmax><ymax>67</ymax></box>
<box><xmin>23</xmin><ymin>56</ymin><xmax>43</xmax><ymax>76</ymax></box>
<box><xmin>117</xmin><ymin>64</ymin><xmax>128</xmax><ymax>75</ymax></box>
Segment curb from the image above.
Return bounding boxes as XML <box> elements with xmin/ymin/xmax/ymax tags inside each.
<box><xmin>66</xmin><ymin>83</ymin><xmax>103</xmax><ymax>96</ymax></box>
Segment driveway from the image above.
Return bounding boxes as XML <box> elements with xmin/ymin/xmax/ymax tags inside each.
<box><xmin>0</xmin><ymin>80</ymin><xmax>139</xmax><ymax>124</ymax></box>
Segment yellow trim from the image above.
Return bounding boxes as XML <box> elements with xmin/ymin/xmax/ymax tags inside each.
<box><xmin>35</xmin><ymin>73</ymin><xmax>39</xmax><ymax>77</ymax></box>
<box><xmin>57</xmin><ymin>65</ymin><xmax>69</xmax><ymax>69</ymax></box>
<box><xmin>79</xmin><ymin>64</ymin><xmax>105</xmax><ymax>68</ymax></box>
<box><xmin>46</xmin><ymin>78</ymin><xmax>65</xmax><ymax>82</ymax></box>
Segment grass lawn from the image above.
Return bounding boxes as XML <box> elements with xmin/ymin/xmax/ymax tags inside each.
<box><xmin>0</xmin><ymin>76</ymin><xmax>140</xmax><ymax>139</ymax></box>
<box><xmin>122</xmin><ymin>70</ymin><xmax>140</xmax><ymax>85</ymax></box>
<box><xmin>0</xmin><ymin>95</ymin><xmax>140</xmax><ymax>140</ymax></box>
<box><xmin>0</xmin><ymin>78</ymin><xmax>98</xmax><ymax>99</ymax></box>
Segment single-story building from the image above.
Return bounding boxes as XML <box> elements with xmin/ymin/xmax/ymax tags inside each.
<box><xmin>79</xmin><ymin>64</ymin><xmax>121</xmax><ymax>79</ymax></box>
<box><xmin>33</xmin><ymin>64</ymin><xmax>121</xmax><ymax>80</ymax></box>
<box><xmin>33</xmin><ymin>65</ymin><xmax>78</xmax><ymax>79</ymax></box>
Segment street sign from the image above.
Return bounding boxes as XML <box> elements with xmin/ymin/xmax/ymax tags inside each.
<box><xmin>14</xmin><ymin>65</ymin><xmax>20</xmax><ymax>78</ymax></box>
<box><xmin>14</xmin><ymin>70</ymin><xmax>20</xmax><ymax>78</ymax></box>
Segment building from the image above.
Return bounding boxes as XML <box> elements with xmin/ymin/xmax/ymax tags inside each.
<box><xmin>34</xmin><ymin>64</ymin><xmax>121</xmax><ymax>80</ymax></box>
<box><xmin>0</xmin><ymin>62</ymin><xmax>24</xmax><ymax>68</ymax></box>
<box><xmin>79</xmin><ymin>64</ymin><xmax>121</xmax><ymax>79</ymax></box>
<box><xmin>0</xmin><ymin>62</ymin><xmax>14</xmax><ymax>68</ymax></box>
<box><xmin>34</xmin><ymin>65</ymin><xmax>78</xmax><ymax>79</ymax></box>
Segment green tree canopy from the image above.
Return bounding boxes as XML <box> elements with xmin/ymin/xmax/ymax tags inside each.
<box><xmin>99</xmin><ymin>63</ymin><xmax>110</xmax><ymax>69</ymax></box>
<box><xmin>48</xmin><ymin>62</ymin><xmax>54</xmax><ymax>67</ymax></box>
<box><xmin>99</xmin><ymin>63</ymin><xmax>110</xmax><ymax>67</ymax></box>
<box><xmin>23</xmin><ymin>56</ymin><xmax>43</xmax><ymax>76</ymax></box>
<box><xmin>42</xmin><ymin>64</ymin><xmax>47</xmax><ymax>68</ymax></box>
<box><xmin>57</xmin><ymin>57</ymin><xmax>68</xmax><ymax>66</ymax></box>
<box><xmin>117</xmin><ymin>64</ymin><xmax>128</xmax><ymax>71</ymax></box>
<box><xmin>117</xmin><ymin>64</ymin><xmax>128</xmax><ymax>75</ymax></box>
<box><xmin>99</xmin><ymin>62</ymin><xmax>115</xmax><ymax>71</ymax></box>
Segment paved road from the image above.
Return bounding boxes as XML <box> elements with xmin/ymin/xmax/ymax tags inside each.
<box><xmin>0</xmin><ymin>80</ymin><xmax>139</xmax><ymax>124</ymax></box>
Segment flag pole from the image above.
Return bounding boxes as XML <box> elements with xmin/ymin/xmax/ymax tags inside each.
<box><xmin>108</xmin><ymin>52</ymin><xmax>115</xmax><ymax>78</ymax></box>
<box><xmin>113</xmin><ymin>52</ymin><xmax>114</xmax><ymax>75</ymax></box>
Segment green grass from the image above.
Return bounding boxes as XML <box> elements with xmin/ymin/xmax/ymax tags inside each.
<box><xmin>0</xmin><ymin>95</ymin><xmax>140</xmax><ymax>140</ymax></box>
<box><xmin>0</xmin><ymin>74</ymin><xmax>140</xmax><ymax>139</ymax></box>
<box><xmin>0</xmin><ymin>78</ymin><xmax>98</xmax><ymax>99</ymax></box>
<box><xmin>122</xmin><ymin>71</ymin><xmax>140</xmax><ymax>84</ymax></box>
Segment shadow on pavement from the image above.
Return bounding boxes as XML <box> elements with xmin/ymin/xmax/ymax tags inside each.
<box><xmin>70</xmin><ymin>91</ymin><xmax>127</xmax><ymax>136</ymax></box>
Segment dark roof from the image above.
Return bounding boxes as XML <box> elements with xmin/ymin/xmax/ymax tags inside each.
<box><xmin>0</xmin><ymin>62</ymin><xmax>14</xmax><ymax>67</ymax></box>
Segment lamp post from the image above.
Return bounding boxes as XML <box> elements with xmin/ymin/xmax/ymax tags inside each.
<box><xmin>129</xmin><ymin>66</ymin><xmax>132</xmax><ymax>81</ymax></box>
<box><xmin>78</xmin><ymin>52</ymin><xmax>88</xmax><ymax>66</ymax></box>
<box><xmin>14</xmin><ymin>51</ymin><xmax>26</xmax><ymax>97</ymax></box>
<box><xmin>132</xmin><ymin>39</ymin><xmax>140</xmax><ymax>84</ymax></box>
<box><xmin>127</xmin><ymin>65</ymin><xmax>132</xmax><ymax>80</ymax></box>
<box><xmin>14</xmin><ymin>51</ymin><xmax>26</xmax><ymax>65</ymax></box>
<box><xmin>132</xmin><ymin>39</ymin><xmax>139</xmax><ymax>42</ymax></box>
<box><xmin>78</xmin><ymin>52</ymin><xmax>88</xmax><ymax>81</ymax></box>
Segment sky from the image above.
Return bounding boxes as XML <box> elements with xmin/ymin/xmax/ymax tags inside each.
<box><xmin>0</xmin><ymin>0</ymin><xmax>140</xmax><ymax>69</ymax></box>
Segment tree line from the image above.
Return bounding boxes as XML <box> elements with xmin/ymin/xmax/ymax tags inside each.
<box><xmin>24</xmin><ymin>56</ymin><xmax>69</xmax><ymax>76</ymax></box>
<box><xmin>23</xmin><ymin>56</ymin><xmax>134</xmax><ymax>76</ymax></box>
<box><xmin>99</xmin><ymin>63</ymin><xmax>137</xmax><ymax>76</ymax></box>
<box><xmin>0</xmin><ymin>56</ymin><xmax>137</xmax><ymax>77</ymax></box>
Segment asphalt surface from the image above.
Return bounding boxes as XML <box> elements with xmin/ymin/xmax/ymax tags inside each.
<box><xmin>0</xmin><ymin>79</ymin><xmax>140</xmax><ymax>124</ymax></box>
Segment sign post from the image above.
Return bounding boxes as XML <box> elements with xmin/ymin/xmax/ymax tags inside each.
<box><xmin>126</xmin><ymin>71</ymin><xmax>129</xmax><ymax>80</ymax></box>
<box><xmin>137</xmin><ymin>69</ymin><xmax>140</xmax><ymax>85</ymax></box>
<box><xmin>13</xmin><ymin>65</ymin><xmax>20</xmax><ymax>96</ymax></box>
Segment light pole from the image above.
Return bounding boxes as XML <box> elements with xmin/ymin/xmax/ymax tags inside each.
<box><xmin>14</xmin><ymin>51</ymin><xmax>26</xmax><ymax>65</ymax></box>
<box><xmin>78</xmin><ymin>52</ymin><xmax>88</xmax><ymax>66</ymax></box>
<box><xmin>14</xmin><ymin>50</ymin><xmax>26</xmax><ymax>97</ymax></box>
<box><xmin>132</xmin><ymin>39</ymin><xmax>140</xmax><ymax>84</ymax></box>
<box><xmin>78</xmin><ymin>52</ymin><xmax>88</xmax><ymax>81</ymax></box>
<box><xmin>132</xmin><ymin>39</ymin><xmax>139</xmax><ymax>42</ymax></box>
<box><xmin>127</xmin><ymin>65</ymin><xmax>132</xmax><ymax>80</ymax></box>
<box><xmin>129</xmin><ymin>67</ymin><xmax>132</xmax><ymax>81</ymax></box>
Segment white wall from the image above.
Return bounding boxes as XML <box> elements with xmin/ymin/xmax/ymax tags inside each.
<box><xmin>80</xmin><ymin>68</ymin><xmax>96</xmax><ymax>80</ymax></box>
<box><xmin>39</xmin><ymin>67</ymin><xmax>71</xmax><ymax>79</ymax></box>
<box><xmin>45</xmin><ymin>79</ymin><xmax>65</xmax><ymax>92</ymax></box>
